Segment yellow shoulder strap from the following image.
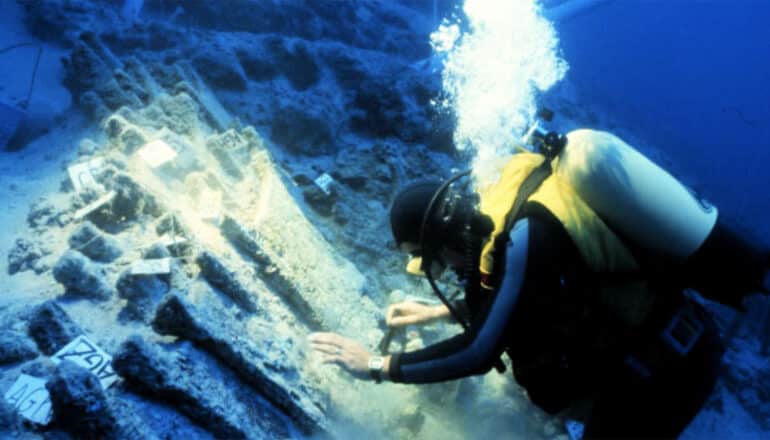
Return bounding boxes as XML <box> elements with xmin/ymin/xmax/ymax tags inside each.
<box><xmin>478</xmin><ymin>153</ymin><xmax>545</xmax><ymax>280</ymax></box>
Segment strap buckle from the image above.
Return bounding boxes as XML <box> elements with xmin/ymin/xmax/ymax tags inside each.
<box><xmin>660</xmin><ymin>305</ymin><xmax>704</xmax><ymax>356</ymax></box>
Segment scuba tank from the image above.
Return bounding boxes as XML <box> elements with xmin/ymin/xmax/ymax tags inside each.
<box><xmin>525</xmin><ymin>122</ymin><xmax>719</xmax><ymax>261</ymax></box>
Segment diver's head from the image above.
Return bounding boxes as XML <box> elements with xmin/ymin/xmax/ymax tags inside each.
<box><xmin>389</xmin><ymin>178</ymin><xmax>493</xmax><ymax>277</ymax></box>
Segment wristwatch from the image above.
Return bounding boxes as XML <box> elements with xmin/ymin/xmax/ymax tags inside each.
<box><xmin>368</xmin><ymin>356</ymin><xmax>385</xmax><ymax>383</ymax></box>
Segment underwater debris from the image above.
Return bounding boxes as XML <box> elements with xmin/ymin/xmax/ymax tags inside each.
<box><xmin>302</xmin><ymin>184</ymin><xmax>336</xmax><ymax>217</ymax></box>
<box><xmin>116</xmin><ymin>267</ymin><xmax>170</xmax><ymax>323</ymax></box>
<box><xmin>67</xmin><ymin>221</ymin><xmax>123</xmax><ymax>263</ymax></box>
<box><xmin>0</xmin><ymin>398</ymin><xmax>22</xmax><ymax>437</ymax></box>
<box><xmin>27</xmin><ymin>196</ymin><xmax>70</xmax><ymax>230</ymax></box>
<box><xmin>269</xmin><ymin>105</ymin><xmax>333</xmax><ymax>156</ymax></box>
<box><xmin>113</xmin><ymin>335</ymin><xmax>291</xmax><ymax>439</ymax></box>
<box><xmin>26</xmin><ymin>301</ymin><xmax>83</xmax><ymax>356</ymax></box>
<box><xmin>152</xmin><ymin>289</ymin><xmax>328</xmax><ymax>434</ymax></box>
<box><xmin>0</xmin><ymin>330</ymin><xmax>39</xmax><ymax>365</ymax></box>
<box><xmin>46</xmin><ymin>360</ymin><xmax>119</xmax><ymax>438</ymax></box>
<box><xmin>7</xmin><ymin>237</ymin><xmax>50</xmax><ymax>275</ymax></box>
<box><xmin>52</xmin><ymin>250</ymin><xmax>113</xmax><ymax>301</ymax></box>
<box><xmin>196</xmin><ymin>251</ymin><xmax>259</xmax><ymax>313</ymax></box>
<box><xmin>267</xmin><ymin>38</ymin><xmax>320</xmax><ymax>91</ymax></box>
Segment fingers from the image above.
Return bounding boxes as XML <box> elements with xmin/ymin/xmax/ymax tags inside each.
<box><xmin>310</xmin><ymin>342</ymin><xmax>339</xmax><ymax>356</ymax></box>
<box><xmin>386</xmin><ymin>302</ymin><xmax>423</xmax><ymax>325</ymax></box>
<box><xmin>388</xmin><ymin>314</ymin><xmax>423</xmax><ymax>327</ymax></box>
<box><xmin>385</xmin><ymin>303</ymin><xmax>408</xmax><ymax>323</ymax></box>
<box><xmin>308</xmin><ymin>332</ymin><xmax>343</xmax><ymax>345</ymax></box>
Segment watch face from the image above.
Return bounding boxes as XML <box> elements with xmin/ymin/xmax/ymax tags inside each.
<box><xmin>369</xmin><ymin>357</ymin><xmax>384</xmax><ymax>369</ymax></box>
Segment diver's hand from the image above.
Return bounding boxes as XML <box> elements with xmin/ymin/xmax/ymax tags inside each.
<box><xmin>308</xmin><ymin>332</ymin><xmax>375</xmax><ymax>380</ymax></box>
<box><xmin>385</xmin><ymin>301</ymin><xmax>449</xmax><ymax>327</ymax></box>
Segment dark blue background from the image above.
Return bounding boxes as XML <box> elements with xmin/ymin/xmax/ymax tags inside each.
<box><xmin>555</xmin><ymin>0</ymin><xmax>770</xmax><ymax>244</ymax></box>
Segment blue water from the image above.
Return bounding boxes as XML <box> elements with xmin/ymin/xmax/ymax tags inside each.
<box><xmin>556</xmin><ymin>0</ymin><xmax>770</xmax><ymax>243</ymax></box>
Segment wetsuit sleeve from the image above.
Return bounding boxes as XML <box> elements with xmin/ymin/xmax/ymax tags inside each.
<box><xmin>389</xmin><ymin>219</ymin><xmax>530</xmax><ymax>383</ymax></box>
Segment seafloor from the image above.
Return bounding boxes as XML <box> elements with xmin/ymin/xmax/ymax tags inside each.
<box><xmin>0</xmin><ymin>1</ymin><xmax>768</xmax><ymax>439</ymax></box>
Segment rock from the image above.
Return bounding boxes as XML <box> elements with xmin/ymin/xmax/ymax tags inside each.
<box><xmin>143</xmin><ymin>243</ymin><xmax>171</xmax><ymax>260</ymax></box>
<box><xmin>27</xmin><ymin>301</ymin><xmax>82</xmax><ymax>356</ymax></box>
<box><xmin>349</xmin><ymin>79</ymin><xmax>406</xmax><ymax>139</ymax></box>
<box><xmin>91</xmin><ymin>172</ymin><xmax>161</xmax><ymax>230</ymax></box>
<box><xmin>0</xmin><ymin>330</ymin><xmax>38</xmax><ymax>365</ymax></box>
<box><xmin>302</xmin><ymin>185</ymin><xmax>335</xmax><ymax>217</ymax></box>
<box><xmin>7</xmin><ymin>238</ymin><xmax>48</xmax><ymax>275</ymax></box>
<box><xmin>119</xmin><ymin>126</ymin><xmax>148</xmax><ymax>155</ymax></box>
<box><xmin>196</xmin><ymin>251</ymin><xmax>259</xmax><ymax>313</ymax></box>
<box><xmin>27</xmin><ymin>197</ymin><xmax>68</xmax><ymax>229</ymax></box>
<box><xmin>267</xmin><ymin>38</ymin><xmax>320</xmax><ymax>91</ymax></box>
<box><xmin>52</xmin><ymin>250</ymin><xmax>113</xmax><ymax>301</ymax></box>
<box><xmin>46</xmin><ymin>361</ymin><xmax>118</xmax><ymax>438</ymax></box>
<box><xmin>0</xmin><ymin>398</ymin><xmax>22</xmax><ymax>437</ymax></box>
<box><xmin>116</xmin><ymin>270</ymin><xmax>170</xmax><ymax>323</ymax></box>
<box><xmin>112</xmin><ymin>335</ymin><xmax>291</xmax><ymax>439</ymax></box>
<box><xmin>270</xmin><ymin>105</ymin><xmax>333</xmax><ymax>156</ymax></box>
<box><xmin>236</xmin><ymin>48</ymin><xmax>278</xmax><ymax>82</ymax></box>
<box><xmin>67</xmin><ymin>221</ymin><xmax>123</xmax><ymax>263</ymax></box>
<box><xmin>321</xmin><ymin>47</ymin><xmax>368</xmax><ymax>89</ymax></box>
<box><xmin>399</xmin><ymin>403</ymin><xmax>426</xmax><ymax>435</ymax></box>
<box><xmin>291</xmin><ymin>173</ymin><xmax>314</xmax><ymax>186</ymax></box>
<box><xmin>152</xmin><ymin>289</ymin><xmax>327</xmax><ymax>435</ymax></box>
<box><xmin>152</xmin><ymin>92</ymin><xmax>203</xmax><ymax>136</ymax></box>
<box><xmin>62</xmin><ymin>34</ymin><xmax>115</xmax><ymax>96</ymax></box>
<box><xmin>116</xmin><ymin>243</ymin><xmax>173</xmax><ymax>322</ymax></box>
<box><xmin>192</xmin><ymin>46</ymin><xmax>247</xmax><ymax>91</ymax></box>
<box><xmin>80</xmin><ymin>90</ymin><xmax>110</xmax><ymax>121</ymax></box>
<box><xmin>333</xmin><ymin>144</ymin><xmax>396</xmax><ymax>199</ymax></box>
<box><xmin>78</xmin><ymin>139</ymin><xmax>100</xmax><ymax>156</ymax></box>
<box><xmin>155</xmin><ymin>214</ymin><xmax>185</xmax><ymax>237</ymax></box>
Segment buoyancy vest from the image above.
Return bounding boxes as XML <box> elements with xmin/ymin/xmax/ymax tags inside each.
<box><xmin>477</xmin><ymin>152</ymin><xmax>655</xmax><ymax>326</ymax></box>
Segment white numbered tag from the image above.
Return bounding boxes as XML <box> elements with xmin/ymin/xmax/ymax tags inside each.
<box><xmin>52</xmin><ymin>335</ymin><xmax>119</xmax><ymax>390</ymax></box>
<box><xmin>130</xmin><ymin>257</ymin><xmax>172</xmax><ymax>275</ymax></box>
<box><xmin>137</xmin><ymin>140</ymin><xmax>177</xmax><ymax>168</ymax></box>
<box><xmin>3</xmin><ymin>374</ymin><xmax>52</xmax><ymax>425</ymax></box>
<box><xmin>314</xmin><ymin>172</ymin><xmax>334</xmax><ymax>195</ymax></box>
<box><xmin>67</xmin><ymin>157</ymin><xmax>104</xmax><ymax>193</ymax></box>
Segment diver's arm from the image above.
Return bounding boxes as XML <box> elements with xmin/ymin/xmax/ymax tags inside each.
<box><xmin>386</xmin><ymin>302</ymin><xmax>450</xmax><ymax>327</ymax></box>
<box><xmin>388</xmin><ymin>219</ymin><xmax>530</xmax><ymax>384</ymax></box>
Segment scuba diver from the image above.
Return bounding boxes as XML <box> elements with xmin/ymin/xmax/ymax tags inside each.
<box><xmin>309</xmin><ymin>127</ymin><xmax>770</xmax><ymax>438</ymax></box>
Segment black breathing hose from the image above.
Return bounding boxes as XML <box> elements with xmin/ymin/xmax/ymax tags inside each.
<box><xmin>0</xmin><ymin>42</ymin><xmax>44</xmax><ymax>110</ymax></box>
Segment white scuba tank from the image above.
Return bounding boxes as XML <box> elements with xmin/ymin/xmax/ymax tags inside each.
<box><xmin>555</xmin><ymin>129</ymin><xmax>718</xmax><ymax>260</ymax></box>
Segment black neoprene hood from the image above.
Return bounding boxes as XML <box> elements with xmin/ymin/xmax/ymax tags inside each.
<box><xmin>389</xmin><ymin>180</ymin><xmax>441</xmax><ymax>247</ymax></box>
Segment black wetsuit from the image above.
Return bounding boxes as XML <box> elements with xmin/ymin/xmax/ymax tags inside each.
<box><xmin>387</xmin><ymin>203</ymin><xmax>763</xmax><ymax>438</ymax></box>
